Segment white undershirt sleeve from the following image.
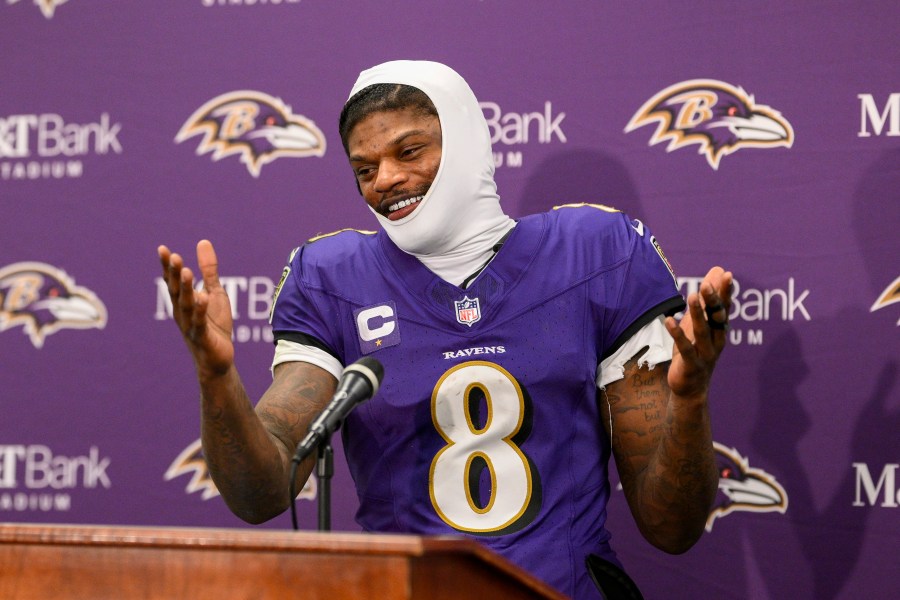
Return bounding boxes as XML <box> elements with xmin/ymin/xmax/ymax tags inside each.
<box><xmin>271</xmin><ymin>339</ymin><xmax>344</xmax><ymax>381</ymax></box>
<box><xmin>597</xmin><ymin>315</ymin><xmax>674</xmax><ymax>389</ymax></box>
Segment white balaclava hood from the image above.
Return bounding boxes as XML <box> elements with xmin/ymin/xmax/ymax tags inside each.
<box><xmin>347</xmin><ymin>60</ymin><xmax>513</xmax><ymax>285</ymax></box>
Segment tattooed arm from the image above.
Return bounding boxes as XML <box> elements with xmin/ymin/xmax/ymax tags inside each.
<box><xmin>200</xmin><ymin>361</ymin><xmax>336</xmax><ymax>524</ymax></box>
<box><xmin>601</xmin><ymin>357</ymin><xmax>716</xmax><ymax>553</ymax></box>
<box><xmin>600</xmin><ymin>267</ymin><xmax>732</xmax><ymax>553</ymax></box>
<box><xmin>158</xmin><ymin>240</ymin><xmax>336</xmax><ymax>524</ymax></box>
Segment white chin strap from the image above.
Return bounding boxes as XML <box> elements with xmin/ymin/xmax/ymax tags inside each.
<box><xmin>347</xmin><ymin>60</ymin><xmax>513</xmax><ymax>286</ymax></box>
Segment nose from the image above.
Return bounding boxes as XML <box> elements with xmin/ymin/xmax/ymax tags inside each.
<box><xmin>373</xmin><ymin>158</ymin><xmax>408</xmax><ymax>193</ymax></box>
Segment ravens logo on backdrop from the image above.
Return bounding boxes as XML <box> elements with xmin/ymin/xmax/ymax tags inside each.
<box><xmin>165</xmin><ymin>439</ymin><xmax>317</xmax><ymax>501</ymax></box>
<box><xmin>626</xmin><ymin>79</ymin><xmax>793</xmax><ymax>169</ymax></box>
<box><xmin>175</xmin><ymin>90</ymin><xmax>326</xmax><ymax>177</ymax></box>
<box><xmin>6</xmin><ymin>0</ymin><xmax>69</xmax><ymax>19</ymax></box>
<box><xmin>0</xmin><ymin>262</ymin><xmax>107</xmax><ymax>348</ymax></box>
<box><xmin>163</xmin><ymin>439</ymin><xmax>222</xmax><ymax>501</ymax></box>
<box><xmin>707</xmin><ymin>442</ymin><xmax>788</xmax><ymax>531</ymax></box>
<box><xmin>871</xmin><ymin>275</ymin><xmax>900</xmax><ymax>325</ymax></box>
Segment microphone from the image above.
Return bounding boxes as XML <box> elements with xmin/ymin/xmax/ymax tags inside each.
<box><xmin>291</xmin><ymin>357</ymin><xmax>384</xmax><ymax>464</ymax></box>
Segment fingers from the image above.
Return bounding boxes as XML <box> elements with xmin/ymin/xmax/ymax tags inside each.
<box><xmin>160</xmin><ymin>247</ymin><xmax>185</xmax><ymax>304</ymax></box>
<box><xmin>196</xmin><ymin>240</ymin><xmax>221</xmax><ymax>293</ymax></box>
<box><xmin>700</xmin><ymin>267</ymin><xmax>733</xmax><ymax>309</ymax></box>
<box><xmin>687</xmin><ymin>291</ymin><xmax>720</xmax><ymax>359</ymax></box>
<box><xmin>158</xmin><ymin>243</ymin><xmax>206</xmax><ymax>338</ymax></box>
<box><xmin>159</xmin><ymin>241</ymin><xmax>220</xmax><ymax>299</ymax></box>
<box><xmin>665</xmin><ymin>314</ymin><xmax>694</xmax><ymax>358</ymax></box>
<box><xmin>178</xmin><ymin>265</ymin><xmax>196</xmax><ymax>314</ymax></box>
<box><xmin>157</xmin><ymin>245</ymin><xmax>171</xmax><ymax>269</ymax></box>
<box><xmin>183</xmin><ymin>268</ymin><xmax>210</xmax><ymax>341</ymax></box>
<box><xmin>158</xmin><ymin>245</ymin><xmax>174</xmax><ymax>287</ymax></box>
<box><xmin>697</xmin><ymin>268</ymin><xmax>732</xmax><ymax>355</ymax></box>
<box><xmin>700</xmin><ymin>269</ymin><xmax>732</xmax><ymax>316</ymax></box>
<box><xmin>666</xmin><ymin>268</ymin><xmax>732</xmax><ymax>397</ymax></box>
<box><xmin>701</xmin><ymin>283</ymin><xmax>727</xmax><ymax>330</ymax></box>
<box><xmin>672</xmin><ymin>285</ymin><xmax>724</xmax><ymax>367</ymax></box>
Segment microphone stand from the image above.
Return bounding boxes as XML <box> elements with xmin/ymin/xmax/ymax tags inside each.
<box><xmin>290</xmin><ymin>356</ymin><xmax>384</xmax><ymax>531</ymax></box>
<box><xmin>316</xmin><ymin>433</ymin><xmax>334</xmax><ymax>532</ymax></box>
<box><xmin>288</xmin><ymin>432</ymin><xmax>334</xmax><ymax>532</ymax></box>
<box><xmin>288</xmin><ymin>355</ymin><xmax>384</xmax><ymax>532</ymax></box>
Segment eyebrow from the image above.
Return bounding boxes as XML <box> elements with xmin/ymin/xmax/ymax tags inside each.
<box><xmin>348</xmin><ymin>129</ymin><xmax>429</xmax><ymax>163</ymax></box>
<box><xmin>389</xmin><ymin>129</ymin><xmax>428</xmax><ymax>146</ymax></box>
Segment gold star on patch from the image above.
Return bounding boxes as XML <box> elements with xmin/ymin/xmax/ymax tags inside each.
<box><xmin>375</xmin><ymin>339</ymin><xmax>382</xmax><ymax>346</ymax></box>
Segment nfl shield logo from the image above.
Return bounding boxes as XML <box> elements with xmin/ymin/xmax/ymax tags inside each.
<box><xmin>454</xmin><ymin>296</ymin><xmax>481</xmax><ymax>327</ymax></box>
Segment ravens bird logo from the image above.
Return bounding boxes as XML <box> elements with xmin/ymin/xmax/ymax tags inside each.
<box><xmin>707</xmin><ymin>442</ymin><xmax>788</xmax><ymax>531</ymax></box>
<box><xmin>6</xmin><ymin>0</ymin><xmax>69</xmax><ymax>19</ymax></box>
<box><xmin>165</xmin><ymin>439</ymin><xmax>317</xmax><ymax>501</ymax></box>
<box><xmin>175</xmin><ymin>90</ymin><xmax>326</xmax><ymax>177</ymax></box>
<box><xmin>164</xmin><ymin>440</ymin><xmax>222</xmax><ymax>501</ymax></box>
<box><xmin>0</xmin><ymin>262</ymin><xmax>107</xmax><ymax>348</ymax></box>
<box><xmin>626</xmin><ymin>79</ymin><xmax>793</xmax><ymax>170</ymax></box>
<box><xmin>870</xmin><ymin>275</ymin><xmax>900</xmax><ymax>325</ymax></box>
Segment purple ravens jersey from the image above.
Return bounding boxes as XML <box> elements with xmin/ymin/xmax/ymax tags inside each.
<box><xmin>270</xmin><ymin>204</ymin><xmax>685</xmax><ymax>599</ymax></box>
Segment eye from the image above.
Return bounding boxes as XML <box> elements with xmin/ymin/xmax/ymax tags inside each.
<box><xmin>401</xmin><ymin>145</ymin><xmax>422</xmax><ymax>158</ymax></box>
<box><xmin>726</xmin><ymin>106</ymin><xmax>738</xmax><ymax>117</ymax></box>
<box><xmin>265</xmin><ymin>116</ymin><xmax>277</xmax><ymax>126</ymax></box>
<box><xmin>355</xmin><ymin>166</ymin><xmax>375</xmax><ymax>180</ymax></box>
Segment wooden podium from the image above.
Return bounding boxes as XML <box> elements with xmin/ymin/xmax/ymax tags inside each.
<box><xmin>0</xmin><ymin>524</ymin><xmax>568</xmax><ymax>599</ymax></box>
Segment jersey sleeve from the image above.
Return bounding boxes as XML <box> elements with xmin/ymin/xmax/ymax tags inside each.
<box><xmin>597</xmin><ymin>315</ymin><xmax>673</xmax><ymax>388</ymax></box>
<box><xmin>268</xmin><ymin>245</ymin><xmax>345</xmax><ymax>365</ymax></box>
<box><xmin>592</xmin><ymin>214</ymin><xmax>686</xmax><ymax>361</ymax></box>
<box><xmin>271</xmin><ymin>338</ymin><xmax>343</xmax><ymax>380</ymax></box>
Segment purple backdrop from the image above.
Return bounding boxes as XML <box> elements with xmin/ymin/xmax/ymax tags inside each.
<box><xmin>2</xmin><ymin>2</ymin><xmax>897</xmax><ymax>598</ymax></box>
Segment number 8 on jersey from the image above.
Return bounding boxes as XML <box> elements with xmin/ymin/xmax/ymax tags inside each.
<box><xmin>429</xmin><ymin>361</ymin><xmax>541</xmax><ymax>535</ymax></box>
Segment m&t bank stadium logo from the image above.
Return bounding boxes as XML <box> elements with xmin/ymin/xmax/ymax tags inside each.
<box><xmin>626</xmin><ymin>80</ymin><xmax>793</xmax><ymax>169</ymax></box>
<box><xmin>0</xmin><ymin>262</ymin><xmax>107</xmax><ymax>348</ymax></box>
<box><xmin>176</xmin><ymin>91</ymin><xmax>326</xmax><ymax>177</ymax></box>
<box><xmin>6</xmin><ymin>0</ymin><xmax>69</xmax><ymax>19</ymax></box>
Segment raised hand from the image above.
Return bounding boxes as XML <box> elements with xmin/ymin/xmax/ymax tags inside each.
<box><xmin>664</xmin><ymin>266</ymin><xmax>733</xmax><ymax>399</ymax></box>
<box><xmin>158</xmin><ymin>240</ymin><xmax>235</xmax><ymax>378</ymax></box>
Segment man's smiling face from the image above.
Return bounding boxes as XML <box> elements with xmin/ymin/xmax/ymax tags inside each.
<box><xmin>347</xmin><ymin>107</ymin><xmax>443</xmax><ymax>222</ymax></box>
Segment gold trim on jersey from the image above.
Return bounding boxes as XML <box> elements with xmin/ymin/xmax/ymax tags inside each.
<box><xmin>552</xmin><ymin>202</ymin><xmax>621</xmax><ymax>213</ymax></box>
<box><xmin>306</xmin><ymin>228</ymin><xmax>377</xmax><ymax>243</ymax></box>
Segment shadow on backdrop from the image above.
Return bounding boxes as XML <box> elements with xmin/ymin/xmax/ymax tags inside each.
<box><xmin>747</xmin><ymin>148</ymin><xmax>900</xmax><ymax>599</ymax></box>
<box><xmin>515</xmin><ymin>149</ymin><xmax>644</xmax><ymax>220</ymax></box>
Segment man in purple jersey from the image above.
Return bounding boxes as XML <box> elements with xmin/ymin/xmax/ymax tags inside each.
<box><xmin>159</xmin><ymin>60</ymin><xmax>732</xmax><ymax>599</ymax></box>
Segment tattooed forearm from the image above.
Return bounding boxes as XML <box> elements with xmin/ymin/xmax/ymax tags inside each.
<box><xmin>603</xmin><ymin>355</ymin><xmax>717</xmax><ymax>553</ymax></box>
<box><xmin>197</xmin><ymin>361</ymin><xmax>336</xmax><ymax>524</ymax></box>
<box><xmin>258</xmin><ymin>376</ymin><xmax>327</xmax><ymax>446</ymax></box>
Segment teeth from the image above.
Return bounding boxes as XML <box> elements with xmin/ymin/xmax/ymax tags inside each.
<box><xmin>388</xmin><ymin>196</ymin><xmax>423</xmax><ymax>213</ymax></box>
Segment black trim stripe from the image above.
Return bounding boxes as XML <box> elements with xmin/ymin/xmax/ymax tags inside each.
<box><xmin>273</xmin><ymin>331</ymin><xmax>340</xmax><ymax>362</ymax></box>
<box><xmin>460</xmin><ymin>228</ymin><xmax>515</xmax><ymax>290</ymax></box>
<box><xmin>601</xmin><ymin>296</ymin><xmax>686</xmax><ymax>361</ymax></box>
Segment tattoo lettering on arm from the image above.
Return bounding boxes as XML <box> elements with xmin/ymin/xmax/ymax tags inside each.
<box><xmin>601</xmin><ymin>352</ymin><xmax>665</xmax><ymax>490</ymax></box>
<box><xmin>601</xmin><ymin>350</ymin><xmax>716</xmax><ymax>553</ymax></box>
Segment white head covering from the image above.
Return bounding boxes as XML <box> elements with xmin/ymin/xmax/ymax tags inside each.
<box><xmin>347</xmin><ymin>60</ymin><xmax>514</xmax><ymax>286</ymax></box>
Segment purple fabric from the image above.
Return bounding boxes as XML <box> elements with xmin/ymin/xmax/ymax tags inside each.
<box><xmin>271</xmin><ymin>207</ymin><xmax>681</xmax><ymax>597</ymax></box>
